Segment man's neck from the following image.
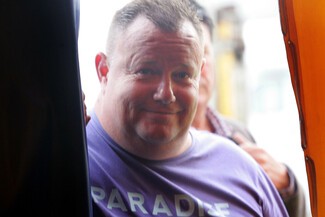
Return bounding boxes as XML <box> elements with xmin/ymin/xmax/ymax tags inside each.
<box><xmin>119</xmin><ymin>131</ymin><xmax>193</xmax><ymax>161</ymax></box>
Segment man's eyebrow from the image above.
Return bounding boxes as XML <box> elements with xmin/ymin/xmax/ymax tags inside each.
<box><xmin>128</xmin><ymin>59</ymin><xmax>194</xmax><ymax>70</ymax></box>
<box><xmin>127</xmin><ymin>59</ymin><xmax>157</xmax><ymax>71</ymax></box>
<box><xmin>142</xmin><ymin>61</ymin><xmax>157</xmax><ymax>66</ymax></box>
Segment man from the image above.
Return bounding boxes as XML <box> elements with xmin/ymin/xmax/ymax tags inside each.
<box><xmin>86</xmin><ymin>0</ymin><xmax>289</xmax><ymax>216</ymax></box>
<box><xmin>190</xmin><ymin>1</ymin><xmax>307</xmax><ymax>216</ymax></box>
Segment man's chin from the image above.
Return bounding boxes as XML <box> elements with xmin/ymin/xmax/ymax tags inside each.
<box><xmin>137</xmin><ymin>128</ymin><xmax>175</xmax><ymax>145</ymax></box>
<box><xmin>140</xmin><ymin>134</ymin><xmax>172</xmax><ymax>145</ymax></box>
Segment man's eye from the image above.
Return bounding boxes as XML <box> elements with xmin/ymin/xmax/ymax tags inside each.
<box><xmin>174</xmin><ymin>72</ymin><xmax>190</xmax><ymax>79</ymax></box>
<box><xmin>138</xmin><ymin>69</ymin><xmax>156</xmax><ymax>75</ymax></box>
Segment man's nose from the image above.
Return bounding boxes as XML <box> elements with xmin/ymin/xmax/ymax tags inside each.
<box><xmin>153</xmin><ymin>78</ymin><xmax>176</xmax><ymax>104</ymax></box>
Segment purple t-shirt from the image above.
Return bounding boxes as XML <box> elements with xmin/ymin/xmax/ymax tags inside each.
<box><xmin>87</xmin><ymin>114</ymin><xmax>289</xmax><ymax>217</ymax></box>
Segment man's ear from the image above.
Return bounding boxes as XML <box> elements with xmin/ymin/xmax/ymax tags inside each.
<box><xmin>200</xmin><ymin>57</ymin><xmax>206</xmax><ymax>77</ymax></box>
<box><xmin>95</xmin><ymin>52</ymin><xmax>108</xmax><ymax>81</ymax></box>
<box><xmin>201</xmin><ymin>58</ymin><xmax>206</xmax><ymax>72</ymax></box>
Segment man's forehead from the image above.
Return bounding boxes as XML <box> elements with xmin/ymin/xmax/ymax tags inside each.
<box><xmin>124</xmin><ymin>16</ymin><xmax>202</xmax><ymax>43</ymax></box>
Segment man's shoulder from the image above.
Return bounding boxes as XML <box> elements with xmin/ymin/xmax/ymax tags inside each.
<box><xmin>189</xmin><ymin>127</ymin><xmax>256</xmax><ymax>164</ymax></box>
<box><xmin>190</xmin><ymin>127</ymin><xmax>235</xmax><ymax>146</ymax></box>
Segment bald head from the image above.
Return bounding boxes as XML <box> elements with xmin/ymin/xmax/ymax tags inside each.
<box><xmin>105</xmin><ymin>0</ymin><xmax>203</xmax><ymax>63</ymax></box>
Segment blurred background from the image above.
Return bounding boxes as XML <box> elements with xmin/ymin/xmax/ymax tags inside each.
<box><xmin>78</xmin><ymin>0</ymin><xmax>311</xmax><ymax>215</ymax></box>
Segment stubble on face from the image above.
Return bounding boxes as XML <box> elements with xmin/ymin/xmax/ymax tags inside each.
<box><xmin>101</xmin><ymin>16</ymin><xmax>204</xmax><ymax>160</ymax></box>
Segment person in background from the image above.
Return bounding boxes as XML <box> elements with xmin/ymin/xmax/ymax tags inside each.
<box><xmin>85</xmin><ymin>0</ymin><xmax>289</xmax><ymax>216</ymax></box>
<box><xmin>189</xmin><ymin>0</ymin><xmax>307</xmax><ymax>216</ymax></box>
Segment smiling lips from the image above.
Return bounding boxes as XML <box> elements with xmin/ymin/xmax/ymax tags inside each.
<box><xmin>145</xmin><ymin>108</ymin><xmax>181</xmax><ymax>115</ymax></box>
<box><xmin>143</xmin><ymin>108</ymin><xmax>182</xmax><ymax>121</ymax></box>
